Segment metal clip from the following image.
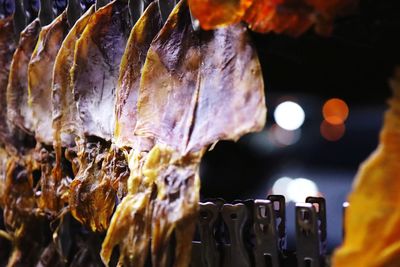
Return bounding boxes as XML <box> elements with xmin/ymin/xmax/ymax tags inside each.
<box><xmin>306</xmin><ymin>196</ymin><xmax>327</xmax><ymax>255</ymax></box>
<box><xmin>253</xmin><ymin>199</ymin><xmax>280</xmax><ymax>267</ymax></box>
<box><xmin>221</xmin><ymin>203</ymin><xmax>251</xmax><ymax>267</ymax></box>
<box><xmin>295</xmin><ymin>203</ymin><xmax>323</xmax><ymax>267</ymax></box>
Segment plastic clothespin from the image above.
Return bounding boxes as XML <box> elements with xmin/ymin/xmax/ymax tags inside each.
<box><xmin>295</xmin><ymin>202</ymin><xmax>324</xmax><ymax>267</ymax></box>
<box><xmin>39</xmin><ymin>0</ymin><xmax>54</xmax><ymax>26</ymax></box>
<box><xmin>306</xmin><ymin>196</ymin><xmax>327</xmax><ymax>255</ymax></box>
<box><xmin>197</xmin><ymin>202</ymin><xmax>220</xmax><ymax>267</ymax></box>
<box><xmin>267</xmin><ymin>195</ymin><xmax>286</xmax><ymax>251</ymax></box>
<box><xmin>13</xmin><ymin>0</ymin><xmax>27</xmax><ymax>40</ymax></box>
<box><xmin>66</xmin><ymin>0</ymin><xmax>81</xmax><ymax>27</ymax></box>
<box><xmin>253</xmin><ymin>199</ymin><xmax>281</xmax><ymax>267</ymax></box>
<box><xmin>221</xmin><ymin>203</ymin><xmax>251</xmax><ymax>267</ymax></box>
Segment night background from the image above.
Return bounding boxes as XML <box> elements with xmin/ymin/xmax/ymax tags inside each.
<box><xmin>199</xmin><ymin>0</ymin><xmax>400</xmax><ymax>252</ymax></box>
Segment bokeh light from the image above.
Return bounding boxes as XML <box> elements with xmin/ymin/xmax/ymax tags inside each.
<box><xmin>287</xmin><ymin>178</ymin><xmax>319</xmax><ymax>203</ymax></box>
<box><xmin>322</xmin><ymin>98</ymin><xmax>349</xmax><ymax>125</ymax></box>
<box><xmin>269</xmin><ymin>124</ymin><xmax>301</xmax><ymax>146</ymax></box>
<box><xmin>272</xmin><ymin>177</ymin><xmax>319</xmax><ymax>203</ymax></box>
<box><xmin>272</xmin><ymin>176</ymin><xmax>293</xmax><ymax>200</ymax></box>
<box><xmin>274</xmin><ymin>101</ymin><xmax>305</xmax><ymax>131</ymax></box>
<box><xmin>320</xmin><ymin>120</ymin><xmax>346</xmax><ymax>141</ymax></box>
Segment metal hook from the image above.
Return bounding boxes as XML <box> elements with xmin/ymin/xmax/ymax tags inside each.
<box><xmin>95</xmin><ymin>0</ymin><xmax>108</xmax><ymax>10</ymax></box>
<box><xmin>13</xmin><ymin>0</ymin><xmax>27</xmax><ymax>40</ymax></box>
<box><xmin>128</xmin><ymin>0</ymin><xmax>148</xmax><ymax>26</ymax></box>
<box><xmin>39</xmin><ymin>0</ymin><xmax>54</xmax><ymax>26</ymax></box>
<box><xmin>157</xmin><ymin>0</ymin><xmax>174</xmax><ymax>24</ymax></box>
<box><xmin>66</xmin><ymin>0</ymin><xmax>81</xmax><ymax>27</ymax></box>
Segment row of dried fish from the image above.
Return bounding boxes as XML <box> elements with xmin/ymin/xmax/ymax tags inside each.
<box><xmin>0</xmin><ymin>0</ymin><xmax>266</xmax><ymax>266</ymax></box>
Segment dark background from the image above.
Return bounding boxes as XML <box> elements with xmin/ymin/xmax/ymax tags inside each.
<box><xmin>199</xmin><ymin>0</ymin><xmax>400</xmax><ymax>252</ymax></box>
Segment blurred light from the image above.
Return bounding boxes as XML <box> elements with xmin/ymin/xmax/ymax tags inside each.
<box><xmin>272</xmin><ymin>177</ymin><xmax>293</xmax><ymax>200</ymax></box>
<box><xmin>269</xmin><ymin>124</ymin><xmax>301</xmax><ymax>146</ymax></box>
<box><xmin>274</xmin><ymin>101</ymin><xmax>305</xmax><ymax>131</ymax></box>
<box><xmin>287</xmin><ymin>178</ymin><xmax>319</xmax><ymax>203</ymax></box>
<box><xmin>323</xmin><ymin>98</ymin><xmax>349</xmax><ymax>125</ymax></box>
<box><xmin>320</xmin><ymin>120</ymin><xmax>346</xmax><ymax>141</ymax></box>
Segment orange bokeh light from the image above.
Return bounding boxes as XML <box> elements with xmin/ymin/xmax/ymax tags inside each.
<box><xmin>320</xmin><ymin>120</ymin><xmax>345</xmax><ymax>141</ymax></box>
<box><xmin>322</xmin><ymin>98</ymin><xmax>349</xmax><ymax>125</ymax></box>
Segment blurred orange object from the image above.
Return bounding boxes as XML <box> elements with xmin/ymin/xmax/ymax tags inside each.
<box><xmin>323</xmin><ymin>98</ymin><xmax>349</xmax><ymax>125</ymax></box>
<box><xmin>188</xmin><ymin>0</ymin><xmax>253</xmax><ymax>29</ymax></box>
<box><xmin>332</xmin><ymin>69</ymin><xmax>400</xmax><ymax>266</ymax></box>
<box><xmin>188</xmin><ymin>0</ymin><xmax>358</xmax><ymax>36</ymax></box>
<box><xmin>320</xmin><ymin>120</ymin><xmax>345</xmax><ymax>141</ymax></box>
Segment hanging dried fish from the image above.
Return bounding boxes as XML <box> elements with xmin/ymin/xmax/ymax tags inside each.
<box><xmin>333</xmin><ymin>69</ymin><xmax>400</xmax><ymax>267</ymax></box>
<box><xmin>69</xmin><ymin>0</ymin><xmax>131</xmax><ymax>231</ymax></box>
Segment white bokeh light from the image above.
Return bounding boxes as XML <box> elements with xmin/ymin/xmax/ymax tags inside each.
<box><xmin>272</xmin><ymin>177</ymin><xmax>293</xmax><ymax>200</ymax></box>
<box><xmin>274</xmin><ymin>101</ymin><xmax>305</xmax><ymax>131</ymax></box>
<box><xmin>287</xmin><ymin>178</ymin><xmax>318</xmax><ymax>203</ymax></box>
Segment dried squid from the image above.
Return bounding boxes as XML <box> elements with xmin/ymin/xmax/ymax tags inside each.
<box><xmin>101</xmin><ymin>2</ymin><xmax>163</xmax><ymax>265</ymax></box>
<box><xmin>51</xmin><ymin>6</ymin><xmax>96</xmax><ymax>217</ymax></box>
<box><xmin>69</xmin><ymin>0</ymin><xmax>131</xmax><ymax>231</ymax></box>
<box><xmin>7</xmin><ymin>19</ymin><xmax>41</xmax><ymax>137</ymax></box>
<box><xmin>333</xmin><ymin>69</ymin><xmax>400</xmax><ymax>267</ymax></box>
<box><xmin>102</xmin><ymin>1</ymin><xmax>266</xmax><ymax>266</ymax></box>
